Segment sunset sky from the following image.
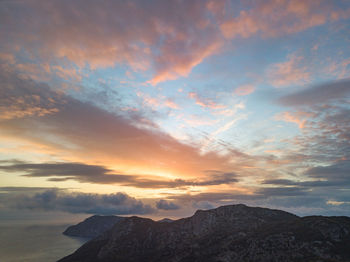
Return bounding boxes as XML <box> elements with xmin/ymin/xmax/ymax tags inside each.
<box><xmin>1</xmin><ymin>0</ymin><xmax>350</xmax><ymax>221</ymax></box>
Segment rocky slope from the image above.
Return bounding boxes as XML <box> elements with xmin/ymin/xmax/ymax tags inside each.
<box><xmin>63</xmin><ymin>215</ymin><xmax>124</xmax><ymax>238</ymax></box>
<box><xmin>58</xmin><ymin>204</ymin><xmax>350</xmax><ymax>262</ymax></box>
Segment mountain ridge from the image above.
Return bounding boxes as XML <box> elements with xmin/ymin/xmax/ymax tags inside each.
<box><xmin>63</xmin><ymin>215</ymin><xmax>124</xmax><ymax>238</ymax></box>
<box><xmin>59</xmin><ymin>204</ymin><xmax>350</xmax><ymax>262</ymax></box>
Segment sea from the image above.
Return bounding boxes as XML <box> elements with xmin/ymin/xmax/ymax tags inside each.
<box><xmin>0</xmin><ymin>224</ymin><xmax>88</xmax><ymax>262</ymax></box>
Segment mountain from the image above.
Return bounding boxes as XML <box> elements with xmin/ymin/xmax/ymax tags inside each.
<box><xmin>58</xmin><ymin>204</ymin><xmax>350</xmax><ymax>262</ymax></box>
<box><xmin>157</xmin><ymin>218</ymin><xmax>174</xmax><ymax>223</ymax></box>
<box><xmin>63</xmin><ymin>215</ymin><xmax>124</xmax><ymax>238</ymax></box>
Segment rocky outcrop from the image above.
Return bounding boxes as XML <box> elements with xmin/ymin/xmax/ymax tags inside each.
<box><xmin>63</xmin><ymin>215</ymin><xmax>124</xmax><ymax>238</ymax></box>
<box><xmin>58</xmin><ymin>204</ymin><xmax>350</xmax><ymax>262</ymax></box>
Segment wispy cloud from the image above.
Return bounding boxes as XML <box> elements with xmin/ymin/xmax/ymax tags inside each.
<box><xmin>274</xmin><ymin>111</ymin><xmax>312</xmax><ymax>129</ymax></box>
<box><xmin>136</xmin><ymin>91</ymin><xmax>179</xmax><ymax>110</ymax></box>
<box><xmin>188</xmin><ymin>92</ymin><xmax>225</xmax><ymax>109</ymax></box>
<box><xmin>0</xmin><ymin>68</ymin><xmax>236</xmax><ymax>177</ymax></box>
<box><xmin>234</xmin><ymin>84</ymin><xmax>255</xmax><ymax>96</ymax></box>
<box><xmin>268</xmin><ymin>55</ymin><xmax>310</xmax><ymax>88</ymax></box>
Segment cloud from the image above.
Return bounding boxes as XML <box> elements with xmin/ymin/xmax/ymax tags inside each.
<box><xmin>188</xmin><ymin>92</ymin><xmax>225</xmax><ymax>109</ymax></box>
<box><xmin>156</xmin><ymin>200</ymin><xmax>180</xmax><ymax>210</ymax></box>
<box><xmin>168</xmin><ymin>186</ymin><xmax>350</xmax><ymax>216</ymax></box>
<box><xmin>0</xmin><ymin>187</ymin><xmax>60</xmax><ymax>193</ymax></box>
<box><xmin>274</xmin><ymin>86</ymin><xmax>350</xmax><ymax>171</ymax></box>
<box><xmin>274</xmin><ymin>111</ymin><xmax>312</xmax><ymax>129</ymax></box>
<box><xmin>234</xmin><ymin>84</ymin><xmax>255</xmax><ymax>96</ymax></box>
<box><xmin>192</xmin><ymin>201</ymin><xmax>215</xmax><ymax>210</ymax></box>
<box><xmin>164</xmin><ymin>99</ymin><xmax>179</xmax><ymax>109</ymax></box>
<box><xmin>149</xmin><ymin>40</ymin><xmax>222</xmax><ymax>85</ymax></box>
<box><xmin>170</xmin><ymin>192</ymin><xmax>258</xmax><ymax>205</ymax></box>
<box><xmin>0</xmin><ymin>160</ymin><xmax>238</xmax><ymax>189</ymax></box>
<box><xmin>136</xmin><ymin>91</ymin><xmax>179</xmax><ymax>110</ymax></box>
<box><xmin>2</xmin><ymin>1</ymin><xmax>350</xmax><ymax>85</ymax></box>
<box><xmin>0</xmin><ymin>188</ymin><xmax>154</xmax><ymax>215</ymax></box>
<box><xmin>184</xmin><ymin>114</ymin><xmax>219</xmax><ymax>127</ymax></box>
<box><xmin>0</xmin><ymin>66</ymin><xmax>62</xmax><ymax>120</ymax></box>
<box><xmin>256</xmin><ymin>186</ymin><xmax>309</xmax><ymax>197</ymax></box>
<box><xmin>278</xmin><ymin>79</ymin><xmax>350</xmax><ymax>106</ymax></box>
<box><xmin>220</xmin><ymin>0</ymin><xmax>348</xmax><ymax>39</ymax></box>
<box><xmin>0</xmin><ymin>53</ymin><xmax>15</xmax><ymax>64</ymax></box>
<box><xmin>270</xmin><ymin>79</ymin><xmax>350</xmax><ymax>190</ymax></box>
<box><xmin>0</xmin><ymin>67</ymin><xmax>237</xmax><ymax>177</ymax></box>
<box><xmin>0</xmin><ymin>0</ymin><xmax>222</xmax><ymax>84</ymax></box>
<box><xmin>211</xmin><ymin>115</ymin><xmax>246</xmax><ymax>136</ymax></box>
<box><xmin>263</xmin><ymin>176</ymin><xmax>350</xmax><ymax>187</ymax></box>
<box><xmin>306</xmin><ymin>160</ymin><xmax>350</xmax><ymax>183</ymax></box>
<box><xmin>268</xmin><ymin>55</ymin><xmax>310</xmax><ymax>88</ymax></box>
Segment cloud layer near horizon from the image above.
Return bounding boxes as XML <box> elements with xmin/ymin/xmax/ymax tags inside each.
<box><xmin>0</xmin><ymin>160</ymin><xmax>238</xmax><ymax>189</ymax></box>
<box><xmin>0</xmin><ymin>188</ymin><xmax>154</xmax><ymax>215</ymax></box>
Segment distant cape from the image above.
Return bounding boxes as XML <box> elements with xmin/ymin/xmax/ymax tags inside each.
<box><xmin>63</xmin><ymin>215</ymin><xmax>124</xmax><ymax>238</ymax></box>
<box><xmin>59</xmin><ymin>204</ymin><xmax>350</xmax><ymax>262</ymax></box>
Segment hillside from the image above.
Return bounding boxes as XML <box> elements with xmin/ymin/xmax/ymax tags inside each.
<box><xmin>59</xmin><ymin>204</ymin><xmax>350</xmax><ymax>262</ymax></box>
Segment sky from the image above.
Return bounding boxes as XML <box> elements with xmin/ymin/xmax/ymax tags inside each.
<box><xmin>0</xmin><ymin>0</ymin><xmax>350</xmax><ymax>221</ymax></box>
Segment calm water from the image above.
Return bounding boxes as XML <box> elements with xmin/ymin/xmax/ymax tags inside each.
<box><xmin>0</xmin><ymin>224</ymin><xmax>88</xmax><ymax>262</ymax></box>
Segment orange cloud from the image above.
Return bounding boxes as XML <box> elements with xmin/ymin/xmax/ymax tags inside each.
<box><xmin>275</xmin><ymin>111</ymin><xmax>314</xmax><ymax>129</ymax></box>
<box><xmin>149</xmin><ymin>41</ymin><xmax>222</xmax><ymax>85</ymax></box>
<box><xmin>0</xmin><ymin>69</ymin><xmax>240</xmax><ymax>181</ymax></box>
<box><xmin>0</xmin><ymin>67</ymin><xmax>62</xmax><ymax>120</ymax></box>
<box><xmin>165</xmin><ymin>100</ymin><xmax>180</xmax><ymax>110</ymax></box>
<box><xmin>213</xmin><ymin>102</ymin><xmax>245</xmax><ymax>117</ymax></box>
<box><xmin>0</xmin><ymin>102</ymin><xmax>59</xmax><ymax>120</ymax></box>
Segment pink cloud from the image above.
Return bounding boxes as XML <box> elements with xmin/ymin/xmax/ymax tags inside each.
<box><xmin>52</xmin><ymin>65</ymin><xmax>82</xmax><ymax>81</ymax></box>
<box><xmin>188</xmin><ymin>92</ymin><xmax>225</xmax><ymax>109</ymax></box>
<box><xmin>324</xmin><ymin>58</ymin><xmax>350</xmax><ymax>79</ymax></box>
<box><xmin>165</xmin><ymin>100</ymin><xmax>180</xmax><ymax>110</ymax></box>
<box><xmin>0</xmin><ymin>53</ymin><xmax>15</xmax><ymax>64</ymax></box>
<box><xmin>2</xmin><ymin>0</ymin><xmax>348</xmax><ymax>86</ymax></box>
<box><xmin>137</xmin><ymin>91</ymin><xmax>179</xmax><ymax>110</ymax></box>
<box><xmin>275</xmin><ymin>111</ymin><xmax>314</xmax><ymax>129</ymax></box>
<box><xmin>1</xmin><ymin>0</ymin><xmax>222</xmax><ymax>85</ymax></box>
<box><xmin>234</xmin><ymin>84</ymin><xmax>255</xmax><ymax>96</ymax></box>
<box><xmin>220</xmin><ymin>0</ymin><xmax>345</xmax><ymax>39</ymax></box>
<box><xmin>268</xmin><ymin>55</ymin><xmax>310</xmax><ymax>88</ymax></box>
<box><xmin>149</xmin><ymin>40</ymin><xmax>222</xmax><ymax>85</ymax></box>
